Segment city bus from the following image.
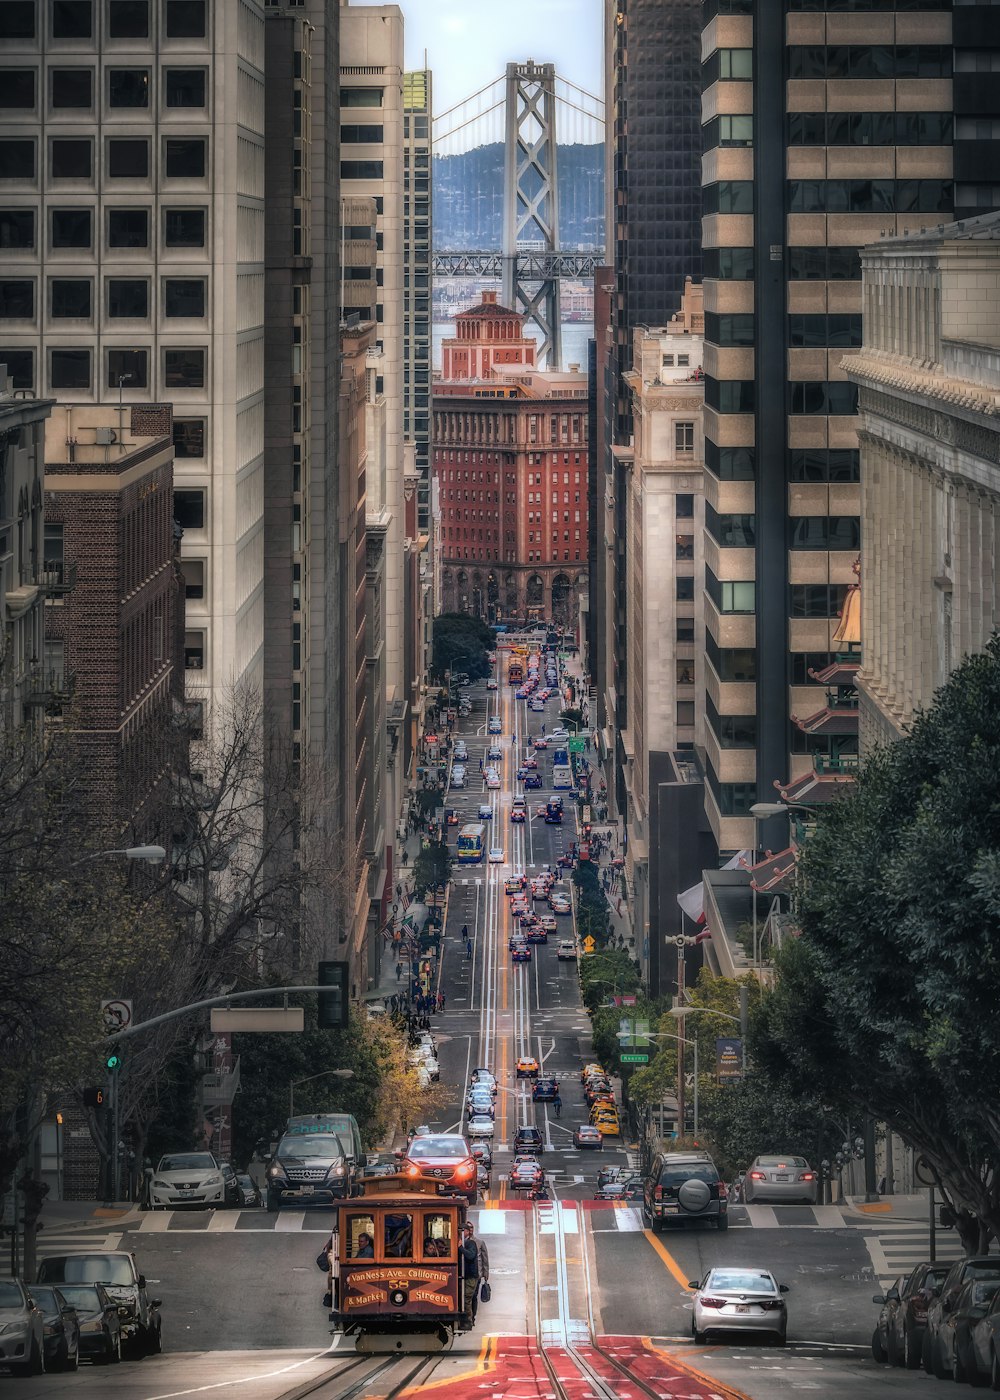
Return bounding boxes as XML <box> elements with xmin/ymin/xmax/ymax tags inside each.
<box><xmin>456</xmin><ymin>823</ymin><xmax>487</xmax><ymax>864</ymax></box>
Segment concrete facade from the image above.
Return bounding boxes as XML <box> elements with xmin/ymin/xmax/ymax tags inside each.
<box><xmin>848</xmin><ymin>212</ymin><xmax>1000</xmax><ymax>751</ymax></box>
<box><xmin>0</xmin><ymin>0</ymin><xmax>267</xmax><ymax>715</ymax></box>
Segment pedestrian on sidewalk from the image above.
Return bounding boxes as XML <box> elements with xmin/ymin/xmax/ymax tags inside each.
<box><xmin>553</xmin><ymin>1092</ymin><xmax>562</xmax><ymax>1118</ymax></box>
<box><xmin>437</xmin><ymin>992</ymin><xmax>445</xmax><ymax>1012</ymax></box>
<box><xmin>395</xmin><ymin>961</ymin><xmax>402</xmax><ymax>981</ymax></box>
<box><xmin>466</xmin><ymin>937</ymin><xmax>473</xmax><ymax>959</ymax></box>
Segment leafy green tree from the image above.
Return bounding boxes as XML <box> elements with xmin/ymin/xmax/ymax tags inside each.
<box><xmin>431</xmin><ymin>614</ymin><xmax>496</xmax><ymax>683</ymax></box>
<box><xmin>753</xmin><ymin>636</ymin><xmax>1000</xmax><ymax>1250</ymax></box>
<box><xmin>412</xmin><ymin>840</ymin><xmax>452</xmax><ymax>900</ymax></box>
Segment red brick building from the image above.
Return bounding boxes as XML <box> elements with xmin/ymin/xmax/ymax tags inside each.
<box><xmin>43</xmin><ymin>404</ymin><xmax>184</xmax><ymax>840</ymax></box>
<box><xmin>433</xmin><ymin>295</ymin><xmax>589</xmax><ymax>627</ymax></box>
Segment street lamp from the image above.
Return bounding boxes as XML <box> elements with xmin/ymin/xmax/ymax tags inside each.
<box><xmin>749</xmin><ymin>802</ymin><xmax>786</xmax><ymax>969</ymax></box>
<box><xmin>289</xmin><ymin>1068</ymin><xmax>354</xmax><ymax>1119</ymax></box>
<box><xmin>619</xmin><ymin>1030</ymin><xmax>699</xmax><ymax>1134</ymax></box>
<box><xmin>668</xmin><ymin>1003</ymin><xmax>746</xmax><ymax>1073</ymax></box>
<box><xmin>69</xmin><ymin>845</ymin><xmax>166</xmax><ymax>869</ymax></box>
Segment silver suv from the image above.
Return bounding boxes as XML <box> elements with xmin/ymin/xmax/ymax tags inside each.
<box><xmin>642</xmin><ymin>1151</ymin><xmax>728</xmax><ymax>1233</ymax></box>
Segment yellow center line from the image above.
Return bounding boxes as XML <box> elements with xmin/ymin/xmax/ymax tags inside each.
<box><xmin>404</xmin><ymin>1334</ymin><xmax>495</xmax><ymax>1393</ymax></box>
<box><xmin>642</xmin><ymin>1230</ymin><xmax>695</xmax><ymax>1292</ymax></box>
<box><xmin>641</xmin><ymin>1337</ymin><xmax>755</xmax><ymax>1400</ymax></box>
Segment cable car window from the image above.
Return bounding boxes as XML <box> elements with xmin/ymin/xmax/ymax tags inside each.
<box><xmin>384</xmin><ymin>1212</ymin><xmax>413</xmax><ymax>1259</ymax></box>
<box><xmin>345</xmin><ymin>1215</ymin><xmax>375</xmax><ymax>1258</ymax></box>
<box><xmin>422</xmin><ymin>1213</ymin><xmax>453</xmax><ymax>1258</ymax></box>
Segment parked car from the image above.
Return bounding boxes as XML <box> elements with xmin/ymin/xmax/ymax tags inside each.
<box><xmin>147</xmin><ymin>1150</ymin><xmax>230</xmax><ymax>1210</ymax></box>
<box><xmin>872</xmin><ymin>1261</ymin><xmax>948</xmax><ymax>1368</ymax></box>
<box><xmin>595</xmin><ymin>1178</ymin><xmax>642</xmax><ymax>1203</ymax></box>
<box><xmin>30</xmin><ymin>1285</ymin><xmax>81</xmax><ymax>1372</ymax></box>
<box><xmin>36</xmin><ymin>1252</ymin><xmax>162</xmax><ymax>1357</ymax></box>
<box><xmin>947</xmin><ymin>1278</ymin><xmax>1000</xmax><ymax>1383</ymax></box>
<box><xmin>688</xmin><ymin>1267</ymin><xmax>789</xmax><ymax>1346</ymax></box>
<box><xmin>234</xmin><ymin>1173</ymin><xmax>263</xmax><ymax>1207</ymax></box>
<box><xmin>641</xmin><ymin>1150</ymin><xmax>728</xmax><ymax>1233</ymax></box>
<box><xmin>743</xmin><ymin>1155</ymin><xmax>818</xmax><ymax>1205</ymax></box>
<box><xmin>48</xmin><ymin>1283</ymin><xmax>123</xmax><ymax>1365</ymax></box>
<box><xmin>0</xmin><ymin>1279</ymin><xmax>46</xmax><ymax>1376</ymax></box>
<box><xmin>967</xmin><ymin>1281</ymin><xmax>1000</xmax><ymax>1387</ymax></box>
<box><xmin>923</xmin><ymin>1257</ymin><xmax>1000</xmax><ymax>1377</ymax></box>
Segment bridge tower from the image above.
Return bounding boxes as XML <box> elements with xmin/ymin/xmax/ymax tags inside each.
<box><xmin>502</xmin><ymin>61</ymin><xmax>562</xmax><ymax>369</ymax></box>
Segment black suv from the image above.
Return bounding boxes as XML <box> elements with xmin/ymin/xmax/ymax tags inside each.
<box><xmin>514</xmin><ymin>1125</ymin><xmax>543</xmax><ymax>1154</ymax></box>
<box><xmin>642</xmin><ymin>1151</ymin><xmax>728</xmax><ymax>1233</ymax></box>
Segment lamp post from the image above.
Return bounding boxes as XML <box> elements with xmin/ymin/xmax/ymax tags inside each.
<box><xmin>289</xmin><ymin>1068</ymin><xmax>354</xmax><ymax>1119</ymax></box>
<box><xmin>69</xmin><ymin>845</ymin><xmax>166</xmax><ymax>869</ymax></box>
<box><xmin>749</xmin><ymin>802</ymin><xmax>786</xmax><ymax>968</ymax></box>
<box><xmin>668</xmin><ymin>1002</ymin><xmax>747</xmax><ymax>1074</ymax></box>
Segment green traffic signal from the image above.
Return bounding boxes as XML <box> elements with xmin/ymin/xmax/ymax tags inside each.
<box><xmin>106</xmin><ymin>1052</ymin><xmax>122</xmax><ymax>1072</ymax></box>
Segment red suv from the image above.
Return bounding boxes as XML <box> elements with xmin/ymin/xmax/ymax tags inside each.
<box><xmin>403</xmin><ymin>1133</ymin><xmax>478</xmax><ymax>1204</ymax></box>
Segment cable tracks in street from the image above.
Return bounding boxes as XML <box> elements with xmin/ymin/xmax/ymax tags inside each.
<box><xmin>271</xmin><ymin>1350</ymin><xmax>445</xmax><ymax>1400</ymax></box>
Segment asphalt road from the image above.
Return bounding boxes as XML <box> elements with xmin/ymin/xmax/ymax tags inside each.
<box><xmin>10</xmin><ymin>659</ymin><xmax>968</xmax><ymax>1399</ymax></box>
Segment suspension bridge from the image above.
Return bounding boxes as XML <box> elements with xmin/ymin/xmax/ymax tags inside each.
<box><xmin>432</xmin><ymin>62</ymin><xmax>605</xmax><ymax>368</ymax></box>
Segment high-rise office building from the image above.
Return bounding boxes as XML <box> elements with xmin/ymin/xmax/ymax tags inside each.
<box><xmin>700</xmin><ymin>0</ymin><xmax>968</xmax><ymax>856</ymax></box>
<box><xmin>403</xmin><ymin>69</ymin><xmax>432</xmax><ymax>533</ymax></box>
<box><xmin>0</xmin><ymin>0</ymin><xmax>267</xmax><ymax>714</ymax></box>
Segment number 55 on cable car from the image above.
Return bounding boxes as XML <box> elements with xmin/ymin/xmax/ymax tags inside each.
<box><xmin>326</xmin><ymin>1174</ymin><xmax>470</xmax><ymax>1352</ymax></box>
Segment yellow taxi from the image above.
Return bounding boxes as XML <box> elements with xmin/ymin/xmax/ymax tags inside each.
<box><xmin>591</xmin><ymin>1106</ymin><xmax>620</xmax><ymax>1136</ymax></box>
<box><xmin>516</xmin><ymin>1056</ymin><xmax>540</xmax><ymax>1079</ymax></box>
<box><xmin>590</xmin><ymin>1092</ymin><xmax>616</xmax><ymax>1114</ymax></box>
<box><xmin>581</xmin><ymin>1062</ymin><xmax>605</xmax><ymax>1083</ymax></box>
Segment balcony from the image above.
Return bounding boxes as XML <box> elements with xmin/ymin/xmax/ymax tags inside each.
<box><xmin>23</xmin><ymin>667</ymin><xmax>71</xmax><ymax>707</ymax></box>
<box><xmin>39</xmin><ymin>560</ymin><xmax>77</xmax><ymax>595</ymax></box>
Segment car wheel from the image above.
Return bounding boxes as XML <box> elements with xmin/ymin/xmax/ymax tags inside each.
<box><xmin>922</xmin><ymin>1331</ymin><xmax>934</xmax><ymax>1374</ymax></box>
<box><xmin>774</xmin><ymin>1331</ymin><xmax>787</xmax><ymax>1347</ymax></box>
<box><xmin>933</xmin><ymin>1338</ymin><xmax>952</xmax><ymax>1380</ymax></box>
<box><xmin>67</xmin><ymin>1339</ymin><xmax>80</xmax><ymax>1372</ymax></box>
<box><xmin>651</xmin><ymin>1217</ymin><xmax>663</xmax><ymax>1234</ymax></box>
<box><xmin>871</xmin><ymin>1327</ymin><xmax>887</xmax><ymax>1364</ymax></box>
<box><xmin>903</xmin><ymin>1325</ymin><xmax>921</xmax><ymax>1370</ymax></box>
<box><xmin>955</xmin><ymin>1342</ymin><xmax>973</xmax><ymax>1385</ymax></box>
<box><xmin>33</xmin><ymin>1336</ymin><xmax>46</xmax><ymax>1375</ymax></box>
<box><xmin>885</xmin><ymin>1325</ymin><xmax>899</xmax><ymax>1367</ymax></box>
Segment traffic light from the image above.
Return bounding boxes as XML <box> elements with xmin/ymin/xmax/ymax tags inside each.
<box><xmin>317</xmin><ymin>960</ymin><xmax>349</xmax><ymax>1030</ymax></box>
<box><xmin>105</xmin><ymin>1051</ymin><xmax>122</xmax><ymax>1072</ymax></box>
<box><xmin>83</xmin><ymin>1087</ymin><xmax>104</xmax><ymax>1108</ymax></box>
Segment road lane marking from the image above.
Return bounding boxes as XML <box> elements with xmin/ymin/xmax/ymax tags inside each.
<box><xmin>141</xmin><ymin>1351</ymin><xmax>338</xmax><ymax>1400</ymax></box>
<box><xmin>744</xmin><ymin>1204</ymin><xmax>780</xmax><ymax>1228</ymax></box>
<box><xmin>641</xmin><ymin>1336</ymin><xmax>756</xmax><ymax>1400</ymax></box>
<box><xmin>137</xmin><ymin>1212</ymin><xmax>172</xmax><ymax>1231</ymax></box>
<box><xmin>642</xmin><ymin>1230</ymin><xmax>696</xmax><ymax>1291</ymax></box>
<box><xmin>206</xmin><ymin>1211</ymin><xmax>239</xmax><ymax>1231</ymax></box>
<box><xmin>273</xmin><ymin>1211</ymin><xmax>306</xmax><ymax>1231</ymax></box>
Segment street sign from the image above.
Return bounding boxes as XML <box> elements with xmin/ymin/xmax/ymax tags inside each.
<box><xmin>211</xmin><ymin>1008</ymin><xmax>304</xmax><ymax>1032</ymax></box>
<box><xmin>620</xmin><ymin>1052</ymin><xmax>649</xmax><ymax>1064</ymax></box>
<box><xmin>101</xmin><ymin>999</ymin><xmax>133</xmax><ymax>1034</ymax></box>
<box><xmin>569</xmin><ymin>738</ymin><xmax>586</xmax><ymax>753</ymax></box>
<box><xmin>582</xmin><ymin>935</ymin><xmax>596</xmax><ymax>954</ymax></box>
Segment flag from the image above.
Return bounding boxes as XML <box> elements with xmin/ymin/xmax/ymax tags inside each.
<box><xmin>676</xmin><ymin>850</ymin><xmax>753</xmax><ymax>924</ymax></box>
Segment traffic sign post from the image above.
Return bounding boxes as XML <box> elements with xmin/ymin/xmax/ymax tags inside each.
<box><xmin>620</xmin><ymin>1052</ymin><xmax>649</xmax><ymax>1064</ymax></box>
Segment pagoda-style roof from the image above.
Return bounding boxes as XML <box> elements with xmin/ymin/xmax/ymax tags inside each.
<box><xmin>791</xmin><ymin>706</ymin><xmax>859</xmax><ymax>737</ymax></box>
<box><xmin>808</xmin><ymin>658</ymin><xmax>860</xmax><ymax>687</ymax></box>
<box><xmin>747</xmin><ymin>846</ymin><xmax>797</xmax><ymax>894</ymax></box>
<box><xmin>774</xmin><ymin>770</ymin><xmax>856</xmax><ymax>805</ymax></box>
<box><xmin>455</xmin><ymin>298</ymin><xmax>521</xmax><ymax>320</ymax></box>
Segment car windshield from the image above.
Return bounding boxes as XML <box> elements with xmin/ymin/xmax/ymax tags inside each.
<box><xmin>0</xmin><ymin>1282</ymin><xmax>24</xmax><ymax>1307</ymax></box>
<box><xmin>50</xmin><ymin>1286</ymin><xmax>101</xmax><ymax>1311</ymax></box>
<box><xmin>40</xmin><ymin>1256</ymin><xmax>135</xmax><ymax>1286</ymax></box>
<box><xmin>158</xmin><ymin>1152</ymin><xmax>217</xmax><ymax>1171</ymax></box>
<box><xmin>277</xmin><ymin>1134</ymin><xmax>345</xmax><ymax>1159</ymax></box>
<box><xmin>30</xmin><ymin>1287</ymin><xmax>59</xmax><ymax>1311</ymax></box>
<box><xmin>708</xmin><ymin>1271</ymin><xmax>777</xmax><ymax>1293</ymax></box>
<box><xmin>756</xmin><ymin>1156</ymin><xmax>807</xmax><ymax>1168</ymax></box>
<box><xmin>660</xmin><ymin>1165</ymin><xmax>718</xmax><ymax>1186</ymax></box>
<box><xmin>410</xmin><ymin>1136</ymin><xmax>468</xmax><ymax>1157</ymax></box>
<box><xmin>965</xmin><ymin>1263</ymin><xmax>1000</xmax><ymax>1282</ymax></box>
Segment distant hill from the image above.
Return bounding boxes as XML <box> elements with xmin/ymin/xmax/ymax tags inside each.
<box><xmin>433</xmin><ymin>142</ymin><xmax>604</xmax><ymax>252</ymax></box>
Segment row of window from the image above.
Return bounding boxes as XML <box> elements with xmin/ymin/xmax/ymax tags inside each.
<box><xmin>0</xmin><ymin>1</ymin><xmax>208</xmax><ymax>40</ymax></box>
<box><xmin>706</xmin><ymin>378</ymin><xmax>860</xmax><ymax>416</ymax></box>
<box><xmin>0</xmin><ymin>276</ymin><xmax>205</xmax><ymax>320</ymax></box>
<box><xmin>705</xmin><ymin>569</ymin><xmax>851</xmax><ymax>619</ymax></box>
<box><xmin>704</xmin><ymin>444</ymin><xmax>862</xmax><ymax>484</ymax></box>
<box><xmin>703</xmin><ymin>639</ymin><xmax>845</xmax><ymax>690</ymax></box>
<box><xmin>703</xmin><ymin>0</ymin><xmax>954</xmax><ymax>13</ymax></box>
<box><xmin>705</xmin><ymin>506</ymin><xmax>863</xmax><ymax>553</ymax></box>
<box><xmin>0</xmin><ymin>136</ymin><xmax>208</xmax><ymax>181</ymax></box>
<box><xmin>705</xmin><ymin>312</ymin><xmax>864</xmax><ymax>349</ymax></box>
<box><xmin>705</xmin><ymin>179</ymin><xmax>953</xmax><ymax>215</ymax></box>
<box><xmin>0</xmin><ymin>344</ymin><xmax>206</xmax><ymax>391</ymax></box>
<box><xmin>787</xmin><ymin>111</ymin><xmax>953</xmax><ymax>148</ymax></box>
<box><xmin>787</xmin><ymin>45</ymin><xmax>952</xmax><ymax>79</ymax></box>
<box><xmin>702</xmin><ymin>246</ymin><xmax>863</xmax><ymax>281</ymax></box>
<box><xmin>0</xmin><ymin>67</ymin><xmax>205</xmax><ymax>110</ymax></box>
<box><xmin>0</xmin><ymin>206</ymin><xmax>208</xmax><ymax>250</ymax></box>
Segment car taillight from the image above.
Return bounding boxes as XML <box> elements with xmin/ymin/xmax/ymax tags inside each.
<box><xmin>749</xmin><ymin>1171</ymin><xmax>766</xmax><ymax>1180</ymax></box>
<box><xmin>654</xmin><ymin>1185</ymin><xmax>663</xmax><ymax>1199</ymax></box>
<box><xmin>700</xmin><ymin>1297</ymin><xmax>726</xmax><ymax>1309</ymax></box>
<box><xmin>799</xmin><ymin>1172</ymin><xmax>815</xmax><ymax>1182</ymax></box>
<box><xmin>760</xmin><ymin>1299</ymin><xmax>785</xmax><ymax>1311</ymax></box>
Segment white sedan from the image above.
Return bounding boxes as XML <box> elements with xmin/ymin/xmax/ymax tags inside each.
<box><xmin>467</xmin><ymin>1114</ymin><xmax>496</xmax><ymax>1139</ymax></box>
<box><xmin>489</xmin><ymin>846</ymin><xmax>505</xmax><ymax>864</ymax></box>
<box><xmin>486</xmin><ymin>770</ymin><xmax>501</xmax><ymax>789</ymax></box>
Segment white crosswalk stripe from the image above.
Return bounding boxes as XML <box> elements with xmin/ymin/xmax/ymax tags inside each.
<box><xmin>37</xmin><ymin>1231</ymin><xmax>124</xmax><ymax>1257</ymax></box>
<box><xmin>866</xmin><ymin>1227</ymin><xmax>964</xmax><ymax>1285</ymax></box>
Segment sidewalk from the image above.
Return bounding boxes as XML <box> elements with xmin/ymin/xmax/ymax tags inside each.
<box><xmin>841</xmin><ymin>1192</ymin><xmax>929</xmax><ymax>1221</ymax></box>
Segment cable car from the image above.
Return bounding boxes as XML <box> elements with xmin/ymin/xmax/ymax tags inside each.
<box><xmin>325</xmin><ymin>1173</ymin><xmax>470</xmax><ymax>1353</ymax></box>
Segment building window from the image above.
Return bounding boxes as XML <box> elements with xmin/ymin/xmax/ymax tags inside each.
<box><xmin>50</xmin><ymin>277</ymin><xmax>91</xmax><ymax>318</ymax></box>
<box><xmin>172</xmin><ymin>419</ymin><xmax>205</xmax><ymax>459</ymax></box>
<box><xmin>51</xmin><ymin>207</ymin><xmax>91</xmax><ymax>248</ymax></box>
<box><xmin>676</xmin><ymin>702</ymin><xmax>696</xmax><ymax>727</ymax></box>
<box><xmin>51</xmin><ymin>139</ymin><xmax>91</xmax><ymax>179</ymax></box>
<box><xmin>0</xmin><ymin>280</ymin><xmax>34</xmax><ymax>318</ymax></box>
<box><xmin>341</xmin><ymin>87</ymin><xmax>384</xmax><ymax>107</ymax></box>
<box><xmin>184</xmin><ymin>629</ymin><xmax>204</xmax><ymax>669</ymax></box>
<box><xmin>174</xmin><ymin>488</ymin><xmax>205</xmax><ymax>530</ymax></box>
<box><xmin>109</xmin><ymin>1</ymin><xmax>149</xmax><ymax>38</ymax></box>
<box><xmin>51</xmin><ymin>68</ymin><xmax>92</xmax><ymax>108</ymax></box>
<box><xmin>0</xmin><ymin>348</ymin><xmax>33</xmax><ymax>389</ymax></box>
<box><xmin>706</xmin><ymin>503</ymin><xmax>755</xmax><ymax>548</ymax></box>
<box><xmin>790</xmin><ymin>651</ymin><xmax>834</xmax><ymax>686</ymax></box>
<box><xmin>107</xmin><ymin>346</ymin><xmax>147</xmax><ymax>388</ymax></box>
<box><xmin>164</xmin><ymin>278</ymin><xmax>205</xmax><ymax>317</ymax></box>
<box><xmin>675</xmin><ymin>421</ymin><xmax>695</xmax><ymax>453</ymax></box>
<box><xmin>0</xmin><ymin>209</ymin><xmax>35</xmax><ymax>249</ymax></box>
<box><xmin>702</xmin><ymin>247</ymin><xmax>754</xmax><ymax>281</ymax></box>
<box><xmin>164</xmin><ymin>347</ymin><xmax>205</xmax><ymax>387</ymax></box>
<box><xmin>707</xmin><ymin>567</ymin><xmax>755</xmax><ymax>614</ymax></box>
<box><xmin>790</xmin><ymin>516</ymin><xmax>861</xmax><ymax>551</ymax></box>
<box><xmin>676</xmin><ymin>534</ymin><xmax>695</xmax><ymax>561</ymax></box>
<box><xmin>788</xmin><ymin>381</ymin><xmax>858</xmax><ymax>415</ymax></box>
<box><xmin>52</xmin><ymin>1</ymin><xmax>93</xmax><ymax>39</ymax></box>
<box><xmin>676</xmin><ymin>576</ymin><xmax>695</xmax><ymax>602</ymax></box>
<box><xmin>109</xmin><ymin>68</ymin><xmax>149</xmax><ymax>107</ymax></box>
<box><xmin>165</xmin><ymin>67</ymin><xmax>205</xmax><ymax>107</ymax></box>
<box><xmin>50</xmin><ymin>347</ymin><xmax>91</xmax><ymax>389</ymax></box>
<box><xmin>342</xmin><ymin>124</ymin><xmax>384</xmax><ymax>143</ymax></box>
<box><xmin>0</xmin><ymin>70</ymin><xmax>37</xmax><ymax>109</ymax></box>
<box><xmin>165</xmin><ymin>138</ymin><xmax>206</xmax><ymax>178</ymax></box>
<box><xmin>704</xmin><ymin>312</ymin><xmax>755</xmax><ymax>347</ymax></box>
<box><xmin>108</xmin><ymin>207</ymin><xmax>149</xmax><ymax>247</ymax></box>
<box><xmin>0</xmin><ymin>3</ymin><xmax>36</xmax><ymax>38</ymax></box>
<box><xmin>706</xmin><ymin>636</ymin><xmax>756</xmax><ymax>682</ymax></box>
<box><xmin>790</xmin><ymin>584</ymin><xmax>850</xmax><ymax>619</ymax></box>
<box><xmin>702</xmin><ymin>181</ymin><xmax>754</xmax><ymax>214</ymax></box>
<box><xmin>341</xmin><ymin>160</ymin><xmax>384</xmax><ymax>180</ymax></box>
<box><xmin>788</xmin><ymin>314</ymin><xmax>862</xmax><ymax>349</ymax></box>
<box><xmin>706</xmin><ymin>378</ymin><xmax>755</xmax><ymax>413</ymax></box>
<box><xmin>0</xmin><ymin>141</ymin><xmax>36</xmax><ymax>180</ymax></box>
<box><xmin>787</xmin><ymin>246</ymin><xmax>861</xmax><ymax>281</ymax></box>
<box><xmin>108</xmin><ymin>139</ymin><xmax>149</xmax><ymax>179</ymax></box>
<box><xmin>164</xmin><ymin>207</ymin><xmax>205</xmax><ymax>246</ymax></box>
<box><xmin>787</xmin><ymin>449</ymin><xmax>859</xmax><ymax>484</ymax></box>
<box><xmin>676</xmin><ymin>494</ymin><xmax>695</xmax><ymax>519</ymax></box>
<box><xmin>181</xmin><ymin>558</ymin><xmax>204</xmax><ymax>599</ymax></box>
<box><xmin>706</xmin><ymin>442</ymin><xmax>755</xmax><ymax>480</ymax></box>
<box><xmin>107</xmin><ymin>277</ymin><xmax>148</xmax><ymax>318</ymax></box>
<box><xmin>165</xmin><ymin>0</ymin><xmax>205</xmax><ymax>38</ymax></box>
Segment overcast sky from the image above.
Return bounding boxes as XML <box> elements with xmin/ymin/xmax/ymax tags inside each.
<box><xmin>395</xmin><ymin>0</ymin><xmax>603</xmax><ymax>125</ymax></box>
